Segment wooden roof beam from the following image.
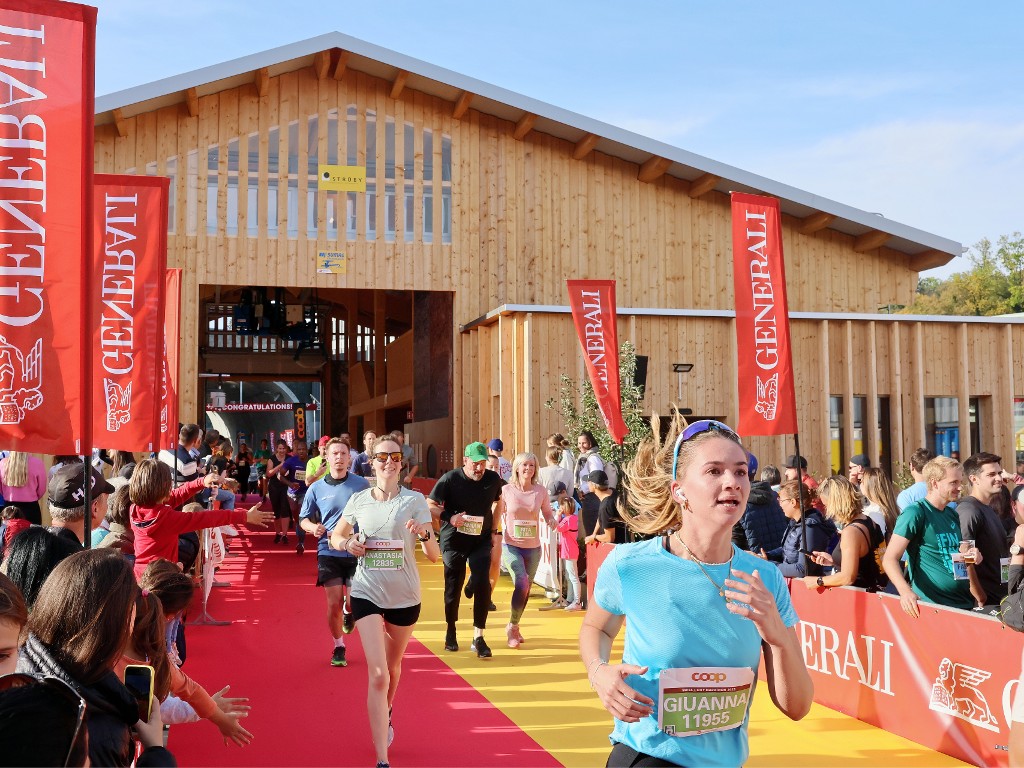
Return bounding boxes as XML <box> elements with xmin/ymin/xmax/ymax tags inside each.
<box><xmin>910</xmin><ymin>249</ymin><xmax>953</xmax><ymax>272</ymax></box>
<box><xmin>797</xmin><ymin>211</ymin><xmax>835</xmax><ymax>235</ymax></box>
<box><xmin>452</xmin><ymin>91</ymin><xmax>474</xmax><ymax>120</ymax></box>
<box><xmin>112</xmin><ymin>108</ymin><xmax>127</xmax><ymax>138</ymax></box>
<box><xmin>390</xmin><ymin>70</ymin><xmax>409</xmax><ymax>100</ymax></box>
<box><xmin>853</xmin><ymin>229</ymin><xmax>892</xmax><ymax>253</ymax></box>
<box><xmin>313</xmin><ymin>51</ymin><xmax>330</xmax><ymax>80</ymax></box>
<box><xmin>332</xmin><ymin>50</ymin><xmax>350</xmax><ymax>80</ymax></box>
<box><xmin>573</xmin><ymin>133</ymin><xmax>599</xmax><ymax>160</ymax></box>
<box><xmin>513</xmin><ymin>112</ymin><xmax>537</xmax><ymax>141</ymax></box>
<box><xmin>255</xmin><ymin>67</ymin><xmax>270</xmax><ymax>97</ymax></box>
<box><xmin>687</xmin><ymin>172</ymin><xmax>719</xmax><ymax>198</ymax></box>
<box><xmin>638</xmin><ymin>155</ymin><xmax>671</xmax><ymax>183</ymax></box>
<box><xmin>185</xmin><ymin>87</ymin><xmax>198</xmax><ymax>118</ymax></box>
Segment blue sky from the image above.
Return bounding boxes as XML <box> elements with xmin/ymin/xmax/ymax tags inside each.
<box><xmin>92</xmin><ymin>1</ymin><xmax>1024</xmax><ymax>278</ymax></box>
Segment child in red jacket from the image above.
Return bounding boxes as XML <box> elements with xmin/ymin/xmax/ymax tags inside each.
<box><xmin>131</xmin><ymin>459</ymin><xmax>273</xmax><ymax>577</ymax></box>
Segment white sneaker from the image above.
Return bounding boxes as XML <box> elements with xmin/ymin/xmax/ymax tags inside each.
<box><xmin>220</xmin><ymin>525</ymin><xmax>239</xmax><ymax>537</ymax></box>
<box><xmin>564</xmin><ymin>602</ymin><xmax>582</xmax><ymax>612</ymax></box>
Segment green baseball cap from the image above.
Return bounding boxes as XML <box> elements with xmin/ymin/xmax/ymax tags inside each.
<box><xmin>464</xmin><ymin>441</ymin><xmax>488</xmax><ymax>462</ymax></box>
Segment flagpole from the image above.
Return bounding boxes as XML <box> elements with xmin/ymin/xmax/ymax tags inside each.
<box><xmin>793</xmin><ymin>433</ymin><xmax>809</xmax><ymax>570</ymax></box>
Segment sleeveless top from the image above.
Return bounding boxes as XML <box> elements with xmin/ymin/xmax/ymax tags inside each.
<box><xmin>831</xmin><ymin>517</ymin><xmax>886</xmax><ymax>590</ymax></box>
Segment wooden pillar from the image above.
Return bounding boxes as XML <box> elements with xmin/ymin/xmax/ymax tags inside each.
<box><xmin>866</xmin><ymin>321</ymin><xmax>880</xmax><ymax>467</ymax></box>
<box><xmin>957</xmin><ymin>323</ymin><xmax>971</xmax><ymax>458</ymax></box>
<box><xmin>890</xmin><ymin>322</ymin><xmax>906</xmax><ymax>465</ymax></box>
<box><xmin>374</xmin><ymin>291</ymin><xmax>386</xmax><ymax>398</ymax></box>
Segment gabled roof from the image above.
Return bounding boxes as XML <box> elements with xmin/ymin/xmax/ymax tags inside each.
<box><xmin>96</xmin><ymin>31</ymin><xmax>959</xmax><ymax>270</ymax></box>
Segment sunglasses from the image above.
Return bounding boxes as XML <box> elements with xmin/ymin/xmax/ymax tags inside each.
<box><xmin>670</xmin><ymin>419</ymin><xmax>740</xmax><ymax>480</ymax></box>
<box><xmin>373</xmin><ymin>451</ymin><xmax>404</xmax><ymax>464</ymax></box>
<box><xmin>0</xmin><ymin>673</ymin><xmax>86</xmax><ymax>767</ymax></box>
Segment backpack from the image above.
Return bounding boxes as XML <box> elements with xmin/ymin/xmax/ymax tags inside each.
<box><xmin>604</xmin><ymin>460</ymin><xmax>619</xmax><ymax>489</ymax></box>
<box><xmin>1000</xmin><ymin>591</ymin><xmax>1024</xmax><ymax>632</ymax></box>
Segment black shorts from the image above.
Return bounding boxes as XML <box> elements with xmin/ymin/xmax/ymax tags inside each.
<box><xmin>316</xmin><ymin>555</ymin><xmax>357</xmax><ymax>587</ymax></box>
<box><xmin>350</xmin><ymin>596</ymin><xmax>421</xmax><ymax>627</ymax></box>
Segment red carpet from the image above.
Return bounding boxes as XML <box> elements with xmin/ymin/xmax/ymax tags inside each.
<box><xmin>166</xmin><ymin>528</ymin><xmax>560</xmax><ymax>767</ymax></box>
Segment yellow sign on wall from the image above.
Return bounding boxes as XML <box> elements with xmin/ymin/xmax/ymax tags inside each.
<box><xmin>317</xmin><ymin>252</ymin><xmax>346</xmax><ymax>275</ymax></box>
<box><xmin>318</xmin><ymin>165</ymin><xmax>366</xmax><ymax>192</ymax></box>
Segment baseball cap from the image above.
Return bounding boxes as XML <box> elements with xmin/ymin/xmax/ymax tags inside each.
<box><xmin>783</xmin><ymin>455</ymin><xmax>807</xmax><ymax>470</ymax></box>
<box><xmin>318</xmin><ymin>435</ymin><xmax>331</xmax><ymax>448</ymax></box>
<box><xmin>546</xmin><ymin>480</ymin><xmax>568</xmax><ymax>500</ymax></box>
<box><xmin>849</xmin><ymin>454</ymin><xmax>870</xmax><ymax>468</ymax></box>
<box><xmin>746</xmin><ymin>452</ymin><xmax>758</xmax><ymax>478</ymax></box>
<box><xmin>464</xmin><ymin>442</ymin><xmax>489</xmax><ymax>462</ymax></box>
<box><xmin>486</xmin><ymin>438</ymin><xmax>503</xmax><ymax>451</ymax></box>
<box><xmin>48</xmin><ymin>463</ymin><xmax>115</xmax><ymax>509</ymax></box>
<box><xmin>587</xmin><ymin>470</ymin><xmax>609</xmax><ymax>488</ymax></box>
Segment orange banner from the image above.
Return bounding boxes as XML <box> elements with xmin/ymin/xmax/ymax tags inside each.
<box><xmin>566</xmin><ymin>280</ymin><xmax>627</xmax><ymax>445</ymax></box>
<box><xmin>791</xmin><ymin>585</ymin><xmax>1019</xmax><ymax>766</ymax></box>
<box><xmin>92</xmin><ymin>175</ymin><xmax>169</xmax><ymax>452</ymax></box>
<box><xmin>159</xmin><ymin>269</ymin><xmax>182</xmax><ymax>451</ymax></box>
<box><xmin>0</xmin><ymin>0</ymin><xmax>96</xmax><ymax>453</ymax></box>
<box><xmin>730</xmin><ymin>193</ymin><xmax>798</xmax><ymax>436</ymax></box>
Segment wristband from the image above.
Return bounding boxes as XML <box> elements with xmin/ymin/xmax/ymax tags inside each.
<box><xmin>587</xmin><ymin>659</ymin><xmax>608</xmax><ymax>689</ymax></box>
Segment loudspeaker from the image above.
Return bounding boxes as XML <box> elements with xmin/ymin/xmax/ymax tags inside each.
<box><xmin>633</xmin><ymin>355</ymin><xmax>648</xmax><ymax>398</ymax></box>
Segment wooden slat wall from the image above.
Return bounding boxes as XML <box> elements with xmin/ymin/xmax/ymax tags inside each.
<box><xmin>95</xmin><ymin>52</ymin><xmax>1017</xmax><ymax>465</ymax></box>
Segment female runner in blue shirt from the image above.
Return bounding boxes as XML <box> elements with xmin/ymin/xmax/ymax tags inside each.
<box><xmin>579</xmin><ymin>414</ymin><xmax>813</xmax><ymax>767</ymax></box>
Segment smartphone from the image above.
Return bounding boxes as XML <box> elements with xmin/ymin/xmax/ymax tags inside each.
<box><xmin>799</xmin><ymin>548</ymin><xmax>815</xmax><ymax>556</ymax></box>
<box><xmin>123</xmin><ymin>664</ymin><xmax>155</xmax><ymax>723</ymax></box>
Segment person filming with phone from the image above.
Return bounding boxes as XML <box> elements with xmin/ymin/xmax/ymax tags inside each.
<box><xmin>759</xmin><ymin>480</ymin><xmax>835</xmax><ymax>578</ymax></box>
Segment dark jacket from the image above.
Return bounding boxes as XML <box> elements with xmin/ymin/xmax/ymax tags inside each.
<box><xmin>732</xmin><ymin>482</ymin><xmax>787</xmax><ymax>553</ymax></box>
<box><xmin>17</xmin><ymin>633</ymin><xmax>176</xmax><ymax>768</ymax></box>
<box><xmin>765</xmin><ymin>510</ymin><xmax>838</xmax><ymax>578</ymax></box>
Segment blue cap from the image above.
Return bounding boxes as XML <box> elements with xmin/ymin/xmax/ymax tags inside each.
<box><xmin>486</xmin><ymin>438</ymin><xmax>503</xmax><ymax>451</ymax></box>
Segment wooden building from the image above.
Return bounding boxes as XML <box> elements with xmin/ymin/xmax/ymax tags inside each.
<box><xmin>93</xmin><ymin>32</ymin><xmax>1024</xmax><ymax>478</ymax></box>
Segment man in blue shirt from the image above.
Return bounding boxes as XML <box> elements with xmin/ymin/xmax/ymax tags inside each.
<box><xmin>299</xmin><ymin>439</ymin><xmax>370</xmax><ymax>667</ymax></box>
<box><xmin>897</xmin><ymin>448</ymin><xmax>934</xmax><ymax>511</ymax></box>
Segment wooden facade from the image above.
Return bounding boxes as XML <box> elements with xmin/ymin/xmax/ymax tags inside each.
<box><xmin>93</xmin><ymin>40</ymin><xmax>1024</xmax><ymax>477</ymax></box>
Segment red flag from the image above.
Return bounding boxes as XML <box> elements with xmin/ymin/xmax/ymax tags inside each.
<box><xmin>0</xmin><ymin>1</ymin><xmax>96</xmax><ymax>454</ymax></box>
<box><xmin>92</xmin><ymin>175</ymin><xmax>169</xmax><ymax>452</ymax></box>
<box><xmin>730</xmin><ymin>193</ymin><xmax>798</xmax><ymax>436</ymax></box>
<box><xmin>159</xmin><ymin>269</ymin><xmax>182</xmax><ymax>450</ymax></box>
<box><xmin>566</xmin><ymin>280</ymin><xmax>627</xmax><ymax>445</ymax></box>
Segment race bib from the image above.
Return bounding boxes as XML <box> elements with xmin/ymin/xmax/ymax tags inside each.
<box><xmin>295</xmin><ymin>470</ymin><xmax>306</xmax><ymax>481</ymax></box>
<box><xmin>460</xmin><ymin>515</ymin><xmax>483</xmax><ymax>536</ymax></box>
<box><xmin>658</xmin><ymin>667</ymin><xmax>754</xmax><ymax>737</ymax></box>
<box><xmin>363</xmin><ymin>539</ymin><xmax>404</xmax><ymax>570</ymax></box>
<box><xmin>951</xmin><ymin>552</ymin><xmax>969</xmax><ymax>581</ymax></box>
<box><xmin>1002</xmin><ymin>557</ymin><xmax>1010</xmax><ymax>584</ymax></box>
<box><xmin>513</xmin><ymin>519</ymin><xmax>538</xmax><ymax>539</ymax></box>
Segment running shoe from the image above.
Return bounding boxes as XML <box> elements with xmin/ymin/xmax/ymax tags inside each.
<box><xmin>506</xmin><ymin>624</ymin><xmax>520</xmax><ymax>649</ymax></box>
<box><xmin>342</xmin><ymin>610</ymin><xmax>354</xmax><ymax>635</ymax></box>
<box><xmin>273</xmin><ymin>533</ymin><xmax>282</xmax><ymax>544</ymax></box>
<box><xmin>488</xmin><ymin>602</ymin><xmax>497</xmax><ymax>611</ymax></box>
<box><xmin>296</xmin><ymin>541</ymin><xmax>304</xmax><ymax>555</ymax></box>
<box><xmin>564</xmin><ymin>601</ymin><xmax>582</xmax><ymax>611</ymax></box>
<box><xmin>375</xmin><ymin>762</ymin><xmax>390</xmax><ymax>768</ymax></box>
<box><xmin>464</xmin><ymin>581</ymin><xmax>474</xmax><ymax>599</ymax></box>
<box><xmin>472</xmin><ymin>637</ymin><xmax>492</xmax><ymax>658</ymax></box>
<box><xmin>513</xmin><ymin>625</ymin><xmax>526</xmax><ymax>645</ymax></box>
<box><xmin>282</xmin><ymin>534</ymin><xmax>289</xmax><ymax>545</ymax></box>
<box><xmin>444</xmin><ymin>627</ymin><xmax>459</xmax><ymax>652</ymax></box>
<box><xmin>388</xmin><ymin>707</ymin><xmax>394</xmax><ymax>746</ymax></box>
<box><xmin>331</xmin><ymin>646</ymin><xmax>347</xmax><ymax>667</ymax></box>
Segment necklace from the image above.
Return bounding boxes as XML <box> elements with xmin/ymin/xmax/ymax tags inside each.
<box><xmin>674</xmin><ymin>531</ymin><xmax>732</xmax><ymax>599</ymax></box>
<box><xmin>374</xmin><ymin>485</ymin><xmax>399</xmax><ymax>502</ymax></box>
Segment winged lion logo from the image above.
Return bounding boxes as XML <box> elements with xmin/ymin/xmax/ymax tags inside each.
<box><xmin>754</xmin><ymin>373</ymin><xmax>779</xmax><ymax>421</ymax></box>
<box><xmin>0</xmin><ymin>336</ymin><xmax>43</xmax><ymax>425</ymax></box>
<box><xmin>104</xmin><ymin>379</ymin><xmax>132</xmax><ymax>432</ymax></box>
<box><xmin>928</xmin><ymin>657</ymin><xmax>999</xmax><ymax>731</ymax></box>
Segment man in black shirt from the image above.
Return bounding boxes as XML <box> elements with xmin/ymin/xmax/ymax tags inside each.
<box><xmin>959</xmin><ymin>452</ymin><xmax>1011</xmax><ymax>613</ymax></box>
<box><xmin>427</xmin><ymin>441</ymin><xmax>505</xmax><ymax>657</ymax></box>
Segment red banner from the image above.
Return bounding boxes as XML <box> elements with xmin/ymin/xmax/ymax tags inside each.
<box><xmin>730</xmin><ymin>193</ymin><xmax>798</xmax><ymax>436</ymax></box>
<box><xmin>791</xmin><ymin>585</ymin><xmax>1019</xmax><ymax>766</ymax></box>
<box><xmin>566</xmin><ymin>280</ymin><xmax>627</xmax><ymax>445</ymax></box>
<box><xmin>0</xmin><ymin>1</ymin><xmax>96</xmax><ymax>453</ymax></box>
<box><xmin>159</xmin><ymin>269</ymin><xmax>182</xmax><ymax>450</ymax></box>
<box><xmin>92</xmin><ymin>175</ymin><xmax>168</xmax><ymax>452</ymax></box>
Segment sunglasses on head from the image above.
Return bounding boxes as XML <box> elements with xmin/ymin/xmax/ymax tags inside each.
<box><xmin>0</xmin><ymin>673</ymin><xmax>86</xmax><ymax>767</ymax></box>
<box><xmin>670</xmin><ymin>419</ymin><xmax>740</xmax><ymax>480</ymax></box>
<box><xmin>373</xmin><ymin>451</ymin><xmax>404</xmax><ymax>464</ymax></box>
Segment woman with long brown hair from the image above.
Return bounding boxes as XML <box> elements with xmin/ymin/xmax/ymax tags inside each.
<box><xmin>804</xmin><ymin>475</ymin><xmax>886</xmax><ymax>591</ymax></box>
<box><xmin>860</xmin><ymin>467</ymin><xmax>900</xmax><ymax>539</ymax></box>
<box><xmin>579</xmin><ymin>414</ymin><xmax>811</xmax><ymax>767</ymax></box>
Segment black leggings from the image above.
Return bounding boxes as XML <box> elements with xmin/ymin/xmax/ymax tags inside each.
<box><xmin>442</xmin><ymin>542</ymin><xmax>492</xmax><ymax>629</ymax></box>
<box><xmin>607</xmin><ymin>742</ymin><xmax>682</xmax><ymax>768</ymax></box>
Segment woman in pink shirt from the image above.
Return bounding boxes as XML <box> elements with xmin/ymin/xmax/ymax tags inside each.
<box><xmin>0</xmin><ymin>452</ymin><xmax>47</xmax><ymax>525</ymax></box>
<box><xmin>500</xmin><ymin>452</ymin><xmax>555</xmax><ymax>649</ymax></box>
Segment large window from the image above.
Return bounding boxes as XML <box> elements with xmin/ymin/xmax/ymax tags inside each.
<box><xmin>1015</xmin><ymin>398</ymin><xmax>1024</xmax><ymax>471</ymax></box>
<box><xmin>925</xmin><ymin>397</ymin><xmax>959</xmax><ymax>458</ymax></box>
<box><xmin>829</xmin><ymin>395</ymin><xmax>844</xmax><ymax>475</ymax></box>
<box><xmin>877</xmin><ymin>396</ymin><xmax>891</xmax><ymax>477</ymax></box>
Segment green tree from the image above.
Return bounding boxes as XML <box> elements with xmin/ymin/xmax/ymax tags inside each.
<box><xmin>544</xmin><ymin>340</ymin><xmax>652</xmax><ymax>472</ymax></box>
<box><xmin>902</xmin><ymin>234</ymin><xmax>1019</xmax><ymax>316</ymax></box>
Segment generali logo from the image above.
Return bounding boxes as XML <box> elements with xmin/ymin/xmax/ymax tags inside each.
<box><xmin>929</xmin><ymin>657</ymin><xmax>999</xmax><ymax>732</ymax></box>
<box><xmin>754</xmin><ymin>373</ymin><xmax>779</xmax><ymax>421</ymax></box>
<box><xmin>104</xmin><ymin>378</ymin><xmax>132</xmax><ymax>431</ymax></box>
<box><xmin>0</xmin><ymin>336</ymin><xmax>43</xmax><ymax>425</ymax></box>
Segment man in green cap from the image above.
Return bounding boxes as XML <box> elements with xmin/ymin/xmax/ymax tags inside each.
<box><xmin>427</xmin><ymin>441</ymin><xmax>506</xmax><ymax>658</ymax></box>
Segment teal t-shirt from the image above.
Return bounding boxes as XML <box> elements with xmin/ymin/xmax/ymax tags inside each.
<box><xmin>594</xmin><ymin>538</ymin><xmax>797</xmax><ymax>767</ymax></box>
<box><xmin>893</xmin><ymin>498</ymin><xmax>972</xmax><ymax>610</ymax></box>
